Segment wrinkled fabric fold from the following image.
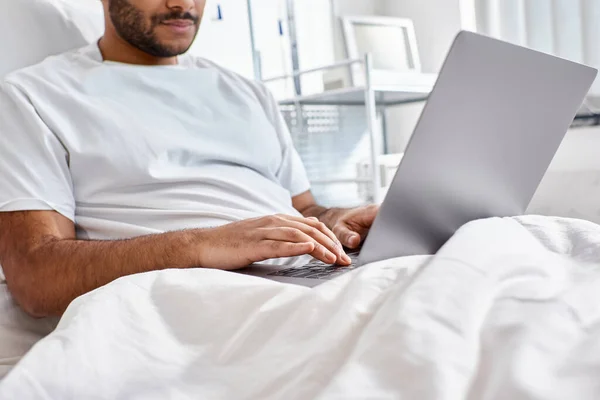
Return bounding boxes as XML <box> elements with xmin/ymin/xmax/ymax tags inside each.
<box><xmin>1</xmin><ymin>216</ymin><xmax>599</xmax><ymax>400</ymax></box>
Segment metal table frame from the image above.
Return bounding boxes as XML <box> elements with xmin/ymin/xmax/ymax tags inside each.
<box><xmin>263</xmin><ymin>55</ymin><xmax>433</xmax><ymax>203</ymax></box>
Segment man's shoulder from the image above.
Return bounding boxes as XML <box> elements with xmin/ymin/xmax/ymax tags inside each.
<box><xmin>185</xmin><ymin>55</ymin><xmax>271</xmax><ymax>100</ymax></box>
<box><xmin>185</xmin><ymin>55</ymin><xmax>249</xmax><ymax>80</ymax></box>
<box><xmin>3</xmin><ymin>44</ymin><xmax>96</xmax><ymax>88</ymax></box>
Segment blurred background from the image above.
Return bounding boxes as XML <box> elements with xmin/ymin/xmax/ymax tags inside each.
<box><xmin>188</xmin><ymin>0</ymin><xmax>600</xmax><ymax>219</ymax></box>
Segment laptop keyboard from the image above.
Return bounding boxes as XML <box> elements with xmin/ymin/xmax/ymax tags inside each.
<box><xmin>267</xmin><ymin>252</ymin><xmax>361</xmax><ymax>280</ymax></box>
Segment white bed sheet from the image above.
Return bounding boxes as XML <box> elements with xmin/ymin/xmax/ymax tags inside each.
<box><xmin>1</xmin><ymin>215</ymin><xmax>599</xmax><ymax>399</ymax></box>
<box><xmin>0</xmin><ymin>282</ymin><xmax>58</xmax><ymax>380</ymax></box>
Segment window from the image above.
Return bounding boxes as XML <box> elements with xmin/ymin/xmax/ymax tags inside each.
<box><xmin>467</xmin><ymin>0</ymin><xmax>600</xmax><ymax>95</ymax></box>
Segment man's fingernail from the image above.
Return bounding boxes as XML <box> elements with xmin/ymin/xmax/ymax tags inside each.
<box><xmin>342</xmin><ymin>254</ymin><xmax>351</xmax><ymax>264</ymax></box>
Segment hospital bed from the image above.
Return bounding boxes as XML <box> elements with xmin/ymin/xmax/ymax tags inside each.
<box><xmin>1</xmin><ymin>1</ymin><xmax>600</xmax><ymax>399</ymax></box>
<box><xmin>0</xmin><ymin>0</ymin><xmax>103</xmax><ymax>380</ymax></box>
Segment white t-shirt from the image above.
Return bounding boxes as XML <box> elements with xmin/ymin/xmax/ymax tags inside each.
<box><xmin>0</xmin><ymin>44</ymin><xmax>310</xmax><ymax>240</ymax></box>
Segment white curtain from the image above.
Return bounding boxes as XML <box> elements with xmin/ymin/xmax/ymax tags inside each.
<box><xmin>474</xmin><ymin>0</ymin><xmax>600</xmax><ymax>95</ymax></box>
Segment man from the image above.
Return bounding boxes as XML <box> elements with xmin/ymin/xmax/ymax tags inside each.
<box><xmin>0</xmin><ymin>0</ymin><xmax>378</xmax><ymax>318</ymax></box>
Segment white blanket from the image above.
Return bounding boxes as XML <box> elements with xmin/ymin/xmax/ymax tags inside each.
<box><xmin>1</xmin><ymin>216</ymin><xmax>600</xmax><ymax>399</ymax></box>
<box><xmin>0</xmin><ymin>285</ymin><xmax>58</xmax><ymax>380</ymax></box>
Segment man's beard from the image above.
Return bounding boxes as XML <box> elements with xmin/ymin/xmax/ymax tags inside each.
<box><xmin>108</xmin><ymin>0</ymin><xmax>200</xmax><ymax>58</ymax></box>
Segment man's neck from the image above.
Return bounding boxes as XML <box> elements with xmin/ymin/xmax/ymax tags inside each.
<box><xmin>98</xmin><ymin>33</ymin><xmax>178</xmax><ymax>66</ymax></box>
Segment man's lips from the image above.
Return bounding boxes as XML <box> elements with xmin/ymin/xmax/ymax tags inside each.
<box><xmin>161</xmin><ymin>19</ymin><xmax>194</xmax><ymax>28</ymax></box>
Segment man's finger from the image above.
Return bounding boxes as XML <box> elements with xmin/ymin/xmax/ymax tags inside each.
<box><xmin>334</xmin><ymin>225</ymin><xmax>362</xmax><ymax>249</ymax></box>
<box><xmin>258</xmin><ymin>241</ymin><xmax>316</xmax><ymax>261</ymax></box>
<box><xmin>281</xmin><ymin>223</ymin><xmax>350</xmax><ymax>265</ymax></box>
<box><xmin>274</xmin><ymin>215</ymin><xmax>347</xmax><ymax>258</ymax></box>
<box><xmin>280</xmin><ymin>215</ymin><xmax>341</xmax><ymax>247</ymax></box>
<box><xmin>261</xmin><ymin>227</ymin><xmax>342</xmax><ymax>265</ymax></box>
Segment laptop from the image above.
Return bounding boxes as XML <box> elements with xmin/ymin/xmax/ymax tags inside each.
<box><xmin>240</xmin><ymin>31</ymin><xmax>598</xmax><ymax>287</ymax></box>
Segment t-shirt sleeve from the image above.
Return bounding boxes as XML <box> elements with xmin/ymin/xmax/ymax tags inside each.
<box><xmin>259</xmin><ymin>84</ymin><xmax>311</xmax><ymax>197</ymax></box>
<box><xmin>0</xmin><ymin>82</ymin><xmax>75</xmax><ymax>221</ymax></box>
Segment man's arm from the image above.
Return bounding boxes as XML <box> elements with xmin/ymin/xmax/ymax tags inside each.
<box><xmin>0</xmin><ymin>211</ymin><xmax>347</xmax><ymax>318</ymax></box>
<box><xmin>293</xmin><ymin>191</ymin><xmax>379</xmax><ymax>249</ymax></box>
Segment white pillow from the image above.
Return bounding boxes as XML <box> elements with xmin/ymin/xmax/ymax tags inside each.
<box><xmin>0</xmin><ymin>0</ymin><xmax>104</xmax><ymax>78</ymax></box>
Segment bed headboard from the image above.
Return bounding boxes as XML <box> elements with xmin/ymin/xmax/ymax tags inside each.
<box><xmin>0</xmin><ymin>0</ymin><xmax>104</xmax><ymax>78</ymax></box>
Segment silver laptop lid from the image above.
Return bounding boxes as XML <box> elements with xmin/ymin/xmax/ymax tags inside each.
<box><xmin>360</xmin><ymin>31</ymin><xmax>598</xmax><ymax>265</ymax></box>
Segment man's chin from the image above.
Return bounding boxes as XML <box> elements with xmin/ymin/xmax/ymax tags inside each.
<box><xmin>144</xmin><ymin>42</ymin><xmax>193</xmax><ymax>58</ymax></box>
<box><xmin>156</xmin><ymin>40</ymin><xmax>195</xmax><ymax>57</ymax></box>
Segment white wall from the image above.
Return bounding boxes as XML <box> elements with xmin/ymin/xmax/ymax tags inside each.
<box><xmin>333</xmin><ymin>0</ymin><xmax>384</xmax><ymax>15</ymax></box>
<box><xmin>295</xmin><ymin>0</ymin><xmax>337</xmax><ymax>95</ymax></box>
<box><xmin>381</xmin><ymin>0</ymin><xmax>463</xmax><ymax>152</ymax></box>
<box><xmin>318</xmin><ymin>0</ymin><xmax>466</xmax><ymax>152</ymax></box>
<box><xmin>189</xmin><ymin>0</ymin><xmax>255</xmax><ymax>77</ymax></box>
<box><xmin>383</xmin><ymin>0</ymin><xmax>462</xmax><ymax>73</ymax></box>
<box><xmin>330</xmin><ymin>0</ymin><xmax>385</xmax><ymax>62</ymax></box>
<box><xmin>528</xmin><ymin>125</ymin><xmax>600</xmax><ymax>224</ymax></box>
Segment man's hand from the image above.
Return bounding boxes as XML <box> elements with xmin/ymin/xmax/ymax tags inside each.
<box><xmin>292</xmin><ymin>191</ymin><xmax>380</xmax><ymax>250</ymax></box>
<box><xmin>325</xmin><ymin>205</ymin><xmax>380</xmax><ymax>249</ymax></box>
<box><xmin>196</xmin><ymin>214</ymin><xmax>352</xmax><ymax>270</ymax></box>
<box><xmin>0</xmin><ymin>211</ymin><xmax>351</xmax><ymax>317</ymax></box>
